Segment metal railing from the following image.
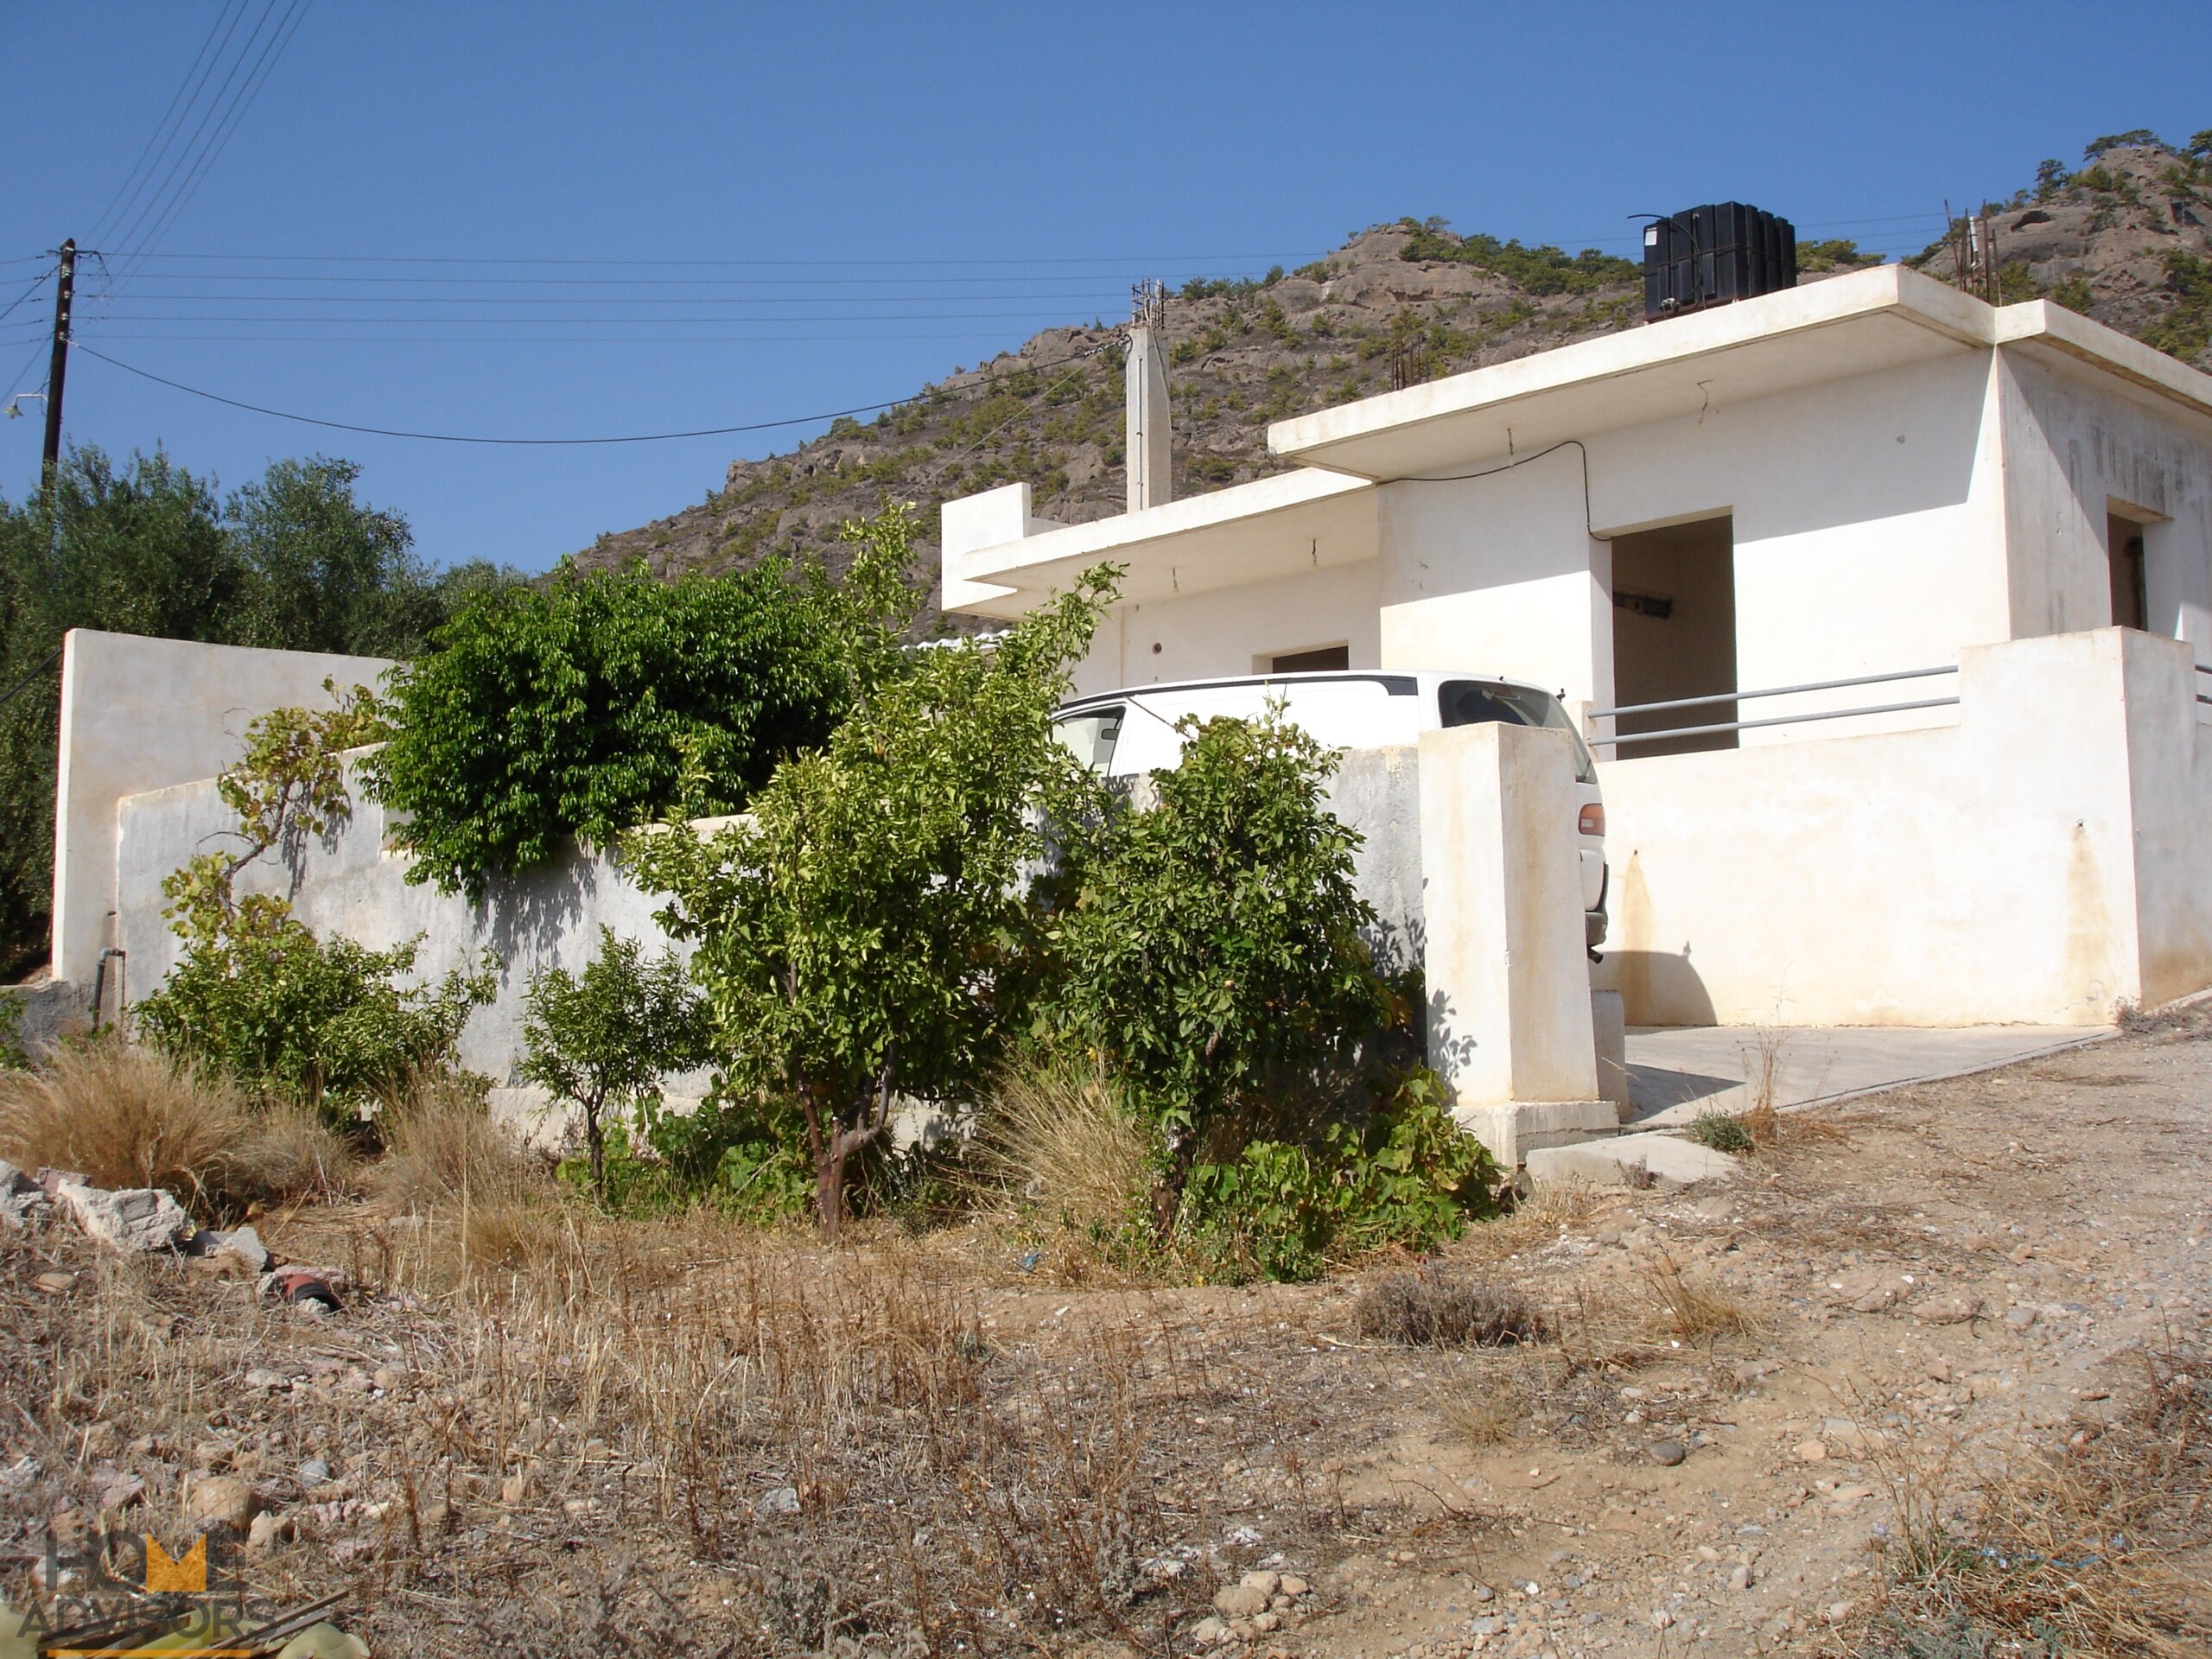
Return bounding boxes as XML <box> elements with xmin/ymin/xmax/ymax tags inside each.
<box><xmin>1587</xmin><ymin>664</ymin><xmax>1961</xmax><ymax>750</ymax></box>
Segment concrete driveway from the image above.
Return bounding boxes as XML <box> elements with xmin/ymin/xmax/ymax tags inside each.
<box><xmin>1621</xmin><ymin>1022</ymin><xmax>2115</xmax><ymax>1127</ymax></box>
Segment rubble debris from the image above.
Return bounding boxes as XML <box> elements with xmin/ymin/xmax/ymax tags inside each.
<box><xmin>55</xmin><ymin>1183</ymin><xmax>194</xmax><ymax>1253</ymax></box>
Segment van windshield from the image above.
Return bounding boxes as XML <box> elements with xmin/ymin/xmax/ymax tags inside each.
<box><xmin>1052</xmin><ymin>706</ymin><xmax>1124</xmax><ymax>770</ymax></box>
<box><xmin>1438</xmin><ymin>680</ymin><xmax>1597</xmax><ymax>784</ymax></box>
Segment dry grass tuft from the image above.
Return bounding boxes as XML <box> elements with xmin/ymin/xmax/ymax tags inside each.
<box><xmin>1353</xmin><ymin>1268</ymin><xmax>1548</xmax><ymax>1347</ymax></box>
<box><xmin>970</xmin><ymin>1061</ymin><xmax>1152</xmax><ymax>1242</ymax></box>
<box><xmin>368</xmin><ymin>1071</ymin><xmax>545</xmax><ymax>1212</ymax></box>
<box><xmin>0</xmin><ymin>1039</ymin><xmax>348</xmax><ymax>1218</ymax></box>
<box><xmin>1847</xmin><ymin>1328</ymin><xmax>2212</xmax><ymax>1656</ymax></box>
<box><xmin>1641</xmin><ymin>1253</ymin><xmax>1762</xmax><ymax>1345</ymax></box>
<box><xmin>1432</xmin><ymin>1371</ymin><xmax>1525</xmax><ymax>1447</ymax></box>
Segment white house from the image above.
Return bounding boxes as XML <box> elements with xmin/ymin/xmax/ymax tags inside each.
<box><xmin>944</xmin><ymin>264</ymin><xmax>2212</xmax><ymax>1033</ymax></box>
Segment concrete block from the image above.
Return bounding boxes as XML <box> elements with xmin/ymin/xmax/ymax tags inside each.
<box><xmin>1455</xmin><ymin>1098</ymin><xmax>1618</xmax><ymax>1169</ymax></box>
<box><xmin>1524</xmin><ymin>1130</ymin><xmax>1741</xmax><ymax>1190</ymax></box>
<box><xmin>1591</xmin><ymin>988</ymin><xmax>1630</xmax><ymax>1117</ymax></box>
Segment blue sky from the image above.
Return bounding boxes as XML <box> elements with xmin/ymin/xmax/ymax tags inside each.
<box><xmin>3</xmin><ymin>2</ymin><xmax>2207</xmax><ymax>574</ymax></box>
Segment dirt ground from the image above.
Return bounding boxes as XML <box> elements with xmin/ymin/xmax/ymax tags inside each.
<box><xmin>4</xmin><ymin>1011</ymin><xmax>2210</xmax><ymax>1657</ymax></box>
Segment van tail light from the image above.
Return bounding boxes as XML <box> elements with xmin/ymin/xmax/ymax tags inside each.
<box><xmin>1578</xmin><ymin>803</ymin><xmax>1605</xmax><ymax>837</ymax></box>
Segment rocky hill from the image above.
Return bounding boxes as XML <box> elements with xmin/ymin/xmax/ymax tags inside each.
<box><xmin>575</xmin><ymin>133</ymin><xmax>2212</xmax><ymax>630</ymax></box>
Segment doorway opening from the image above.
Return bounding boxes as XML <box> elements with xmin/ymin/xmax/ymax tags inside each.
<box><xmin>1609</xmin><ymin>514</ymin><xmax>1737</xmax><ymax>758</ymax></box>
<box><xmin>2107</xmin><ymin>510</ymin><xmax>2149</xmax><ymax>632</ymax></box>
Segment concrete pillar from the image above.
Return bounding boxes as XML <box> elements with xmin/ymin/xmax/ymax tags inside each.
<box><xmin>1417</xmin><ymin>721</ymin><xmax>1613</xmax><ymax>1165</ymax></box>
<box><xmin>1125</xmin><ymin>323</ymin><xmax>1172</xmax><ymax>513</ymax></box>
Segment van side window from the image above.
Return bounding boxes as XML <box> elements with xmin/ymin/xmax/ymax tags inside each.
<box><xmin>1438</xmin><ymin>680</ymin><xmax>1597</xmax><ymax>784</ymax></box>
<box><xmin>1052</xmin><ymin>707</ymin><xmax>1124</xmax><ymax>770</ymax></box>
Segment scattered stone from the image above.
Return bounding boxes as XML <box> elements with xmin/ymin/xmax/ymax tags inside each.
<box><xmin>2005</xmin><ymin>1306</ymin><xmax>2039</xmax><ymax>1331</ymax></box>
<box><xmin>185</xmin><ymin>1224</ymin><xmax>270</xmax><ymax>1273</ymax></box>
<box><xmin>32</xmin><ymin>1270</ymin><xmax>75</xmax><ymax>1294</ymax></box>
<box><xmin>244</xmin><ymin>1369</ymin><xmax>289</xmax><ymax>1392</ymax></box>
<box><xmin>91</xmin><ymin>1466</ymin><xmax>144</xmax><ymax>1511</ymax></box>
<box><xmin>1214</xmin><ymin>1581</ymin><xmax>1271</xmax><ymax>1618</ymax></box>
<box><xmin>35</xmin><ymin>1168</ymin><xmax>87</xmax><ymax>1198</ymax></box>
<box><xmin>57</xmin><ymin>1184</ymin><xmax>194</xmax><ymax>1253</ymax></box>
<box><xmin>1795</xmin><ymin>1440</ymin><xmax>1828</xmax><ymax>1463</ymax></box>
<box><xmin>185</xmin><ymin>1473</ymin><xmax>257</xmax><ymax>1530</ymax></box>
<box><xmin>296</xmin><ymin>1459</ymin><xmax>331</xmax><ymax>1489</ymax></box>
<box><xmin>754</xmin><ymin>1485</ymin><xmax>800</xmax><ymax>1516</ymax></box>
<box><xmin>1914</xmin><ymin>1294</ymin><xmax>1984</xmax><ymax>1325</ymax></box>
<box><xmin>1649</xmin><ymin>1440</ymin><xmax>1688</xmax><ymax>1466</ymax></box>
<box><xmin>499</xmin><ymin>1471</ymin><xmax>531</xmax><ymax>1505</ymax></box>
<box><xmin>1729</xmin><ymin>1565</ymin><xmax>1755</xmax><ymax>1591</ymax></box>
<box><xmin>1188</xmin><ymin>1617</ymin><xmax>1230</xmax><ymax>1649</ymax></box>
<box><xmin>1277</xmin><ymin>1574</ymin><xmax>1308</xmax><ymax>1599</ymax></box>
<box><xmin>247</xmin><ymin>1512</ymin><xmax>290</xmax><ymax>1551</ymax></box>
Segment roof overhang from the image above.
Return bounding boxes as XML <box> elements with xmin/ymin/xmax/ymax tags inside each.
<box><xmin>1268</xmin><ymin>265</ymin><xmax>2009</xmax><ymax>480</ymax></box>
<box><xmin>944</xmin><ymin>468</ymin><xmax>1376</xmax><ymax>617</ymax></box>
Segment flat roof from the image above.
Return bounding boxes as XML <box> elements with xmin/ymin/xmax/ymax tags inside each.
<box><xmin>954</xmin><ymin>466</ymin><xmax>1376</xmax><ymax>615</ymax></box>
<box><xmin>1268</xmin><ymin>264</ymin><xmax>2212</xmax><ymax>480</ymax></box>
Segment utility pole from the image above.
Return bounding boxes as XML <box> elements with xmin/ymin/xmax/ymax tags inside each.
<box><xmin>1124</xmin><ymin>279</ymin><xmax>1172</xmax><ymax>513</ymax></box>
<box><xmin>41</xmin><ymin>238</ymin><xmax>75</xmax><ymax>493</ymax></box>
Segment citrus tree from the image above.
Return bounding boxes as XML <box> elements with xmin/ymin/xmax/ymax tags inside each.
<box><xmin>625</xmin><ymin>508</ymin><xmax>1116</xmax><ymax>1236</ymax></box>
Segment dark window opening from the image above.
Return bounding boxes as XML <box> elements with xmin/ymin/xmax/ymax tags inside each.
<box><xmin>1269</xmin><ymin>645</ymin><xmax>1349</xmax><ymax>673</ymax></box>
<box><xmin>1609</xmin><ymin>514</ymin><xmax>1738</xmax><ymax>759</ymax></box>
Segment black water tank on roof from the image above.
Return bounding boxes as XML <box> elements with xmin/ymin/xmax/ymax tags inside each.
<box><xmin>1643</xmin><ymin>202</ymin><xmax>1796</xmax><ymax>321</ymax></box>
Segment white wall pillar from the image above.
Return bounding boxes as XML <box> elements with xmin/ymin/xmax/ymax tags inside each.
<box><xmin>1125</xmin><ymin>323</ymin><xmax>1172</xmax><ymax>513</ymax></box>
<box><xmin>1417</xmin><ymin>721</ymin><xmax>1611</xmax><ymax>1165</ymax></box>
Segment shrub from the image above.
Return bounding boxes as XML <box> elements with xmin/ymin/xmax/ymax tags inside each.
<box><xmin>365</xmin><ymin>537</ymin><xmax>887</xmax><ymax>897</ymax></box>
<box><xmin>138</xmin><ymin>929</ymin><xmax>493</xmax><ymax>1121</ymax></box>
<box><xmin>626</xmin><ymin>508</ymin><xmax>1117</xmax><ymax>1236</ymax></box>
<box><xmin>1050</xmin><ymin>709</ymin><xmax>1389</xmax><ymax>1229</ymax></box>
<box><xmin>1181</xmin><ymin>1068</ymin><xmax>1500</xmax><ymax>1281</ymax></box>
<box><xmin>1684</xmin><ymin>1109</ymin><xmax>1756</xmax><ymax>1153</ymax></box>
<box><xmin>134</xmin><ymin>689</ymin><xmax>495</xmax><ymax>1118</ymax></box>
<box><xmin>520</xmin><ymin>926</ymin><xmax>707</xmax><ymax>1200</ymax></box>
<box><xmin>1353</xmin><ymin>1267</ymin><xmax>1548</xmax><ymax>1347</ymax></box>
<box><xmin>632</xmin><ymin>1088</ymin><xmax>815</xmax><ymax>1222</ymax></box>
<box><xmin>0</xmin><ymin>1040</ymin><xmax>350</xmax><ymax>1218</ymax></box>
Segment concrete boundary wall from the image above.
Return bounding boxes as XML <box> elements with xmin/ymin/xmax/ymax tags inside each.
<box><xmin>54</xmin><ymin>630</ymin><xmax>391</xmax><ymax>982</ymax></box>
<box><xmin>1596</xmin><ymin>627</ymin><xmax>2212</xmax><ymax>1027</ymax></box>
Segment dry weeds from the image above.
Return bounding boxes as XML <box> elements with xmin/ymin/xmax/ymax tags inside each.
<box><xmin>0</xmin><ymin>1040</ymin><xmax>350</xmax><ymax>1219</ymax></box>
<box><xmin>1352</xmin><ymin>1268</ymin><xmax>1548</xmax><ymax>1347</ymax></box>
<box><xmin>365</xmin><ymin>1071</ymin><xmax>543</xmax><ymax>1213</ymax></box>
<box><xmin>1840</xmin><ymin>1328</ymin><xmax>2212</xmax><ymax>1657</ymax></box>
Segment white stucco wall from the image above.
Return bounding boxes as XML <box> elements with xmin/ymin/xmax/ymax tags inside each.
<box><xmin>1071</xmin><ymin>559</ymin><xmax>1382</xmax><ymax>694</ymax></box>
<box><xmin>53</xmin><ymin>631</ymin><xmax>393</xmax><ymax>981</ymax></box>
<box><xmin>114</xmin><ymin>753</ymin><xmax>699</xmax><ymax>1112</ymax></box>
<box><xmin>1997</xmin><ymin>346</ymin><xmax>2212</xmax><ymax>653</ymax></box>
<box><xmin>1594</xmin><ymin>628</ymin><xmax>2212</xmax><ymax>1027</ymax></box>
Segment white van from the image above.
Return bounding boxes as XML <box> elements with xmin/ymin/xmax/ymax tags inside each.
<box><xmin>1052</xmin><ymin>671</ymin><xmax>1609</xmax><ymax>949</ymax></box>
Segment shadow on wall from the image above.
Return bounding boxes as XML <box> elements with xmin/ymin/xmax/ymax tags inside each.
<box><xmin>1608</xmin><ymin>852</ymin><xmax>1717</xmax><ymax>1027</ymax></box>
<box><xmin>1610</xmin><ymin>949</ymin><xmax>1718</xmax><ymax>1028</ymax></box>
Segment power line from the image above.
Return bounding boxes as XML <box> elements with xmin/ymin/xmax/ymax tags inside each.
<box><xmin>128</xmin><ymin>0</ymin><xmax>314</xmax><ymax>268</ymax></box>
<box><xmin>87</xmin><ymin>0</ymin><xmax>249</xmax><ymax>248</ymax></box>
<box><xmin>71</xmin><ymin>339</ymin><xmax>1109</xmax><ymax>446</ymax></box>
<box><xmin>132</xmin><ymin>250</ymin><xmax>1314</xmax><ymax>269</ymax></box>
<box><xmin>59</xmin><ymin>308</ymin><xmax>1116</xmax><ymax>325</ymax></box>
<box><xmin>0</xmin><ymin>266</ymin><xmax>54</xmax><ymax>327</ymax></box>
<box><xmin>77</xmin><ymin>290</ymin><xmax>1137</xmax><ymax>306</ymax></box>
<box><xmin>105</xmin><ymin>0</ymin><xmax>263</xmax><ymax>260</ymax></box>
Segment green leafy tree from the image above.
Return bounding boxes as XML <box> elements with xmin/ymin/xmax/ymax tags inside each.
<box><xmin>363</xmin><ymin>530</ymin><xmax>900</xmax><ymax>897</ymax></box>
<box><xmin>0</xmin><ymin>445</ymin><xmax>516</xmax><ymax>977</ymax></box>
<box><xmin>520</xmin><ymin>926</ymin><xmax>707</xmax><ymax>1200</ymax></box>
<box><xmin>626</xmin><ymin>510</ymin><xmax>1116</xmax><ymax>1236</ymax></box>
<box><xmin>134</xmin><ymin>690</ymin><xmax>494</xmax><ymax>1118</ymax></box>
<box><xmin>1048</xmin><ymin>710</ymin><xmax>1390</xmax><ymax>1230</ymax></box>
